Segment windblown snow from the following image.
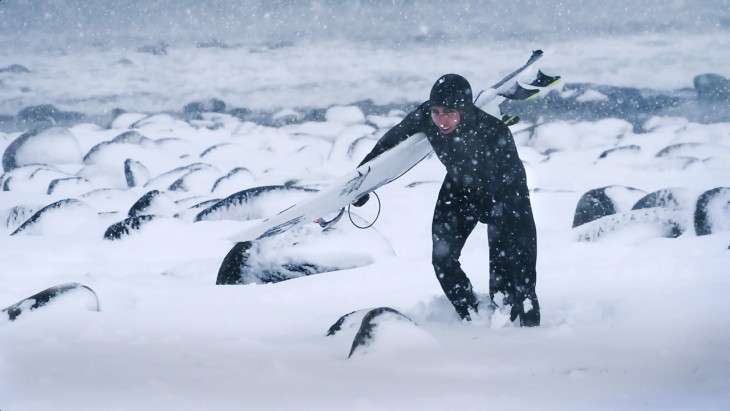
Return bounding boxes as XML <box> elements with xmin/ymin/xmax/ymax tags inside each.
<box><xmin>0</xmin><ymin>3</ymin><xmax>729</xmax><ymax>410</ymax></box>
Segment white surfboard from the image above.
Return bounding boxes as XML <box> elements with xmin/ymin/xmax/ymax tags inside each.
<box><xmin>229</xmin><ymin>132</ymin><xmax>432</xmax><ymax>241</ymax></box>
<box><xmin>229</xmin><ymin>50</ymin><xmax>549</xmax><ymax>242</ymax></box>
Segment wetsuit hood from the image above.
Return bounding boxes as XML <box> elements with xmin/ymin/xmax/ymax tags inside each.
<box><xmin>430</xmin><ymin>74</ymin><xmax>473</xmax><ymax>110</ymax></box>
<box><xmin>429</xmin><ymin>74</ymin><xmax>476</xmax><ymax>127</ymax></box>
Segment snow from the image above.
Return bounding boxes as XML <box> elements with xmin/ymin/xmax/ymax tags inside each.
<box><xmin>325</xmin><ymin>106</ymin><xmax>366</xmax><ymax>125</ymax></box>
<box><xmin>1</xmin><ymin>4</ymin><xmax>730</xmax><ymax>411</ymax></box>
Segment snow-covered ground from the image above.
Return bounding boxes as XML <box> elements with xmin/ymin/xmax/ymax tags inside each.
<box><xmin>1</xmin><ymin>3</ymin><xmax>730</xmax><ymax>410</ymax></box>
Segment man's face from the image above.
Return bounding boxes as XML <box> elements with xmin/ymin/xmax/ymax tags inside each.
<box><xmin>430</xmin><ymin>106</ymin><xmax>461</xmax><ymax>135</ymax></box>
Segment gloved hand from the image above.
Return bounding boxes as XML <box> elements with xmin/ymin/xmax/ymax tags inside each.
<box><xmin>352</xmin><ymin>193</ymin><xmax>370</xmax><ymax>207</ymax></box>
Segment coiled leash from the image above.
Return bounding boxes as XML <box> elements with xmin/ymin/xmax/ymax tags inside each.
<box><xmin>315</xmin><ymin>191</ymin><xmax>381</xmax><ymax>230</ymax></box>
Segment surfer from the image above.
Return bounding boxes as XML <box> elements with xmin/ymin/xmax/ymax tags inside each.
<box><xmin>355</xmin><ymin>74</ymin><xmax>540</xmax><ymax>326</ymax></box>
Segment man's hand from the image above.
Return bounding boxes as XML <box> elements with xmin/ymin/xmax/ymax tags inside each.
<box><xmin>352</xmin><ymin>193</ymin><xmax>370</xmax><ymax>207</ymax></box>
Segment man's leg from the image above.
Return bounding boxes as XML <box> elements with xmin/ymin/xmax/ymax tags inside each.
<box><xmin>487</xmin><ymin>189</ymin><xmax>540</xmax><ymax>326</ymax></box>
<box><xmin>431</xmin><ymin>181</ymin><xmax>480</xmax><ymax>320</ymax></box>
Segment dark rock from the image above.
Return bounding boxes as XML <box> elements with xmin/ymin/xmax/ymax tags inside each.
<box><xmin>210</xmin><ymin>167</ymin><xmax>255</xmax><ymax>193</ymax></box>
<box><xmin>348</xmin><ymin>307</ymin><xmax>415</xmax><ymax>358</ymax></box>
<box><xmin>194</xmin><ymin>185</ymin><xmax>317</xmax><ymax>222</ymax></box>
<box><xmin>16</xmin><ymin>104</ymin><xmax>85</xmax><ymax>126</ymax></box>
<box><xmin>200</xmin><ymin>143</ymin><xmax>235</xmax><ymax>158</ymax></box>
<box><xmin>181</xmin><ymin>198</ymin><xmax>221</xmax><ymax>209</ymax></box>
<box><xmin>137</xmin><ymin>43</ymin><xmax>168</xmax><ymax>55</ymax></box>
<box><xmin>2</xmin><ymin>127</ymin><xmax>49</xmax><ymax>171</ymax></box>
<box><xmin>144</xmin><ymin>162</ymin><xmax>213</xmax><ymax>189</ymax></box>
<box><xmin>694</xmin><ymin>73</ymin><xmax>730</xmax><ymax>101</ymax></box>
<box><xmin>195</xmin><ymin>39</ymin><xmax>231</xmax><ymax>49</ymax></box>
<box><xmin>300</xmin><ymin>108</ymin><xmax>327</xmax><ymax>123</ymax></box>
<box><xmin>3</xmin><ymin>205</ymin><xmax>37</xmax><ymax>230</ymax></box>
<box><xmin>216</xmin><ymin>241</ymin><xmax>254</xmax><ymax>285</ymax></box>
<box><xmin>2</xmin><ymin>282</ymin><xmax>100</xmax><ymax>321</ymax></box>
<box><xmin>3</xmin><ymin>132</ymin><xmax>79</xmax><ymax>179</ymax></box>
<box><xmin>575</xmin><ymin>207</ymin><xmax>687</xmax><ymax>242</ymax></box>
<box><xmin>47</xmin><ymin>176</ymin><xmax>87</xmax><ymax>195</ymax></box>
<box><xmin>167</xmin><ymin>166</ymin><xmax>218</xmax><ymax>194</ymax></box>
<box><xmin>173</xmin><ymin>198</ymin><xmax>221</xmax><ymax>220</ymax></box>
<box><xmin>83</xmin><ymin>131</ymin><xmax>153</xmax><ymax>164</ymax></box>
<box><xmin>124</xmin><ymin>158</ymin><xmax>150</xmax><ymax>188</ymax></box>
<box><xmin>326</xmin><ymin>310</ymin><xmax>365</xmax><ymax>336</ymax></box>
<box><xmin>215</xmin><ymin>240</ymin><xmax>345</xmax><ymax>285</ymax></box>
<box><xmin>128</xmin><ymin>189</ymin><xmax>168</xmax><ymax>218</ymax></box>
<box><xmin>655</xmin><ymin>142</ymin><xmax>703</xmax><ymax>158</ymax></box>
<box><xmin>183</xmin><ymin>99</ymin><xmax>227</xmax><ymax>118</ymax></box>
<box><xmin>103</xmin><ymin>215</ymin><xmax>157</xmax><ymax>240</ymax></box>
<box><xmin>270</xmin><ymin>109</ymin><xmax>305</xmax><ymax>126</ymax></box>
<box><xmin>11</xmin><ymin>198</ymin><xmax>87</xmax><ymax>236</ymax></box>
<box><xmin>112</xmin><ymin>130</ymin><xmax>150</xmax><ymax>144</ymax></box>
<box><xmin>572</xmin><ymin>185</ymin><xmax>644</xmax><ymax>228</ymax></box>
<box><xmin>0</xmin><ymin>64</ymin><xmax>30</xmax><ymax>73</ymax></box>
<box><xmin>228</xmin><ymin>107</ymin><xmax>252</xmax><ymax>121</ymax></box>
<box><xmin>632</xmin><ymin>188</ymin><xmax>689</xmax><ymax>237</ymax></box>
<box><xmin>632</xmin><ymin>188</ymin><xmax>690</xmax><ymax>210</ymax></box>
<box><xmin>598</xmin><ymin>145</ymin><xmax>641</xmax><ymax>159</ymax></box>
<box><xmin>2</xmin><ymin>176</ymin><xmax>12</xmax><ymax>191</ymax></box>
<box><xmin>694</xmin><ymin>187</ymin><xmax>730</xmax><ymax>236</ymax></box>
<box><xmin>107</xmin><ymin>108</ymin><xmax>128</xmax><ymax>127</ymax></box>
<box><xmin>168</xmin><ymin>174</ymin><xmax>191</xmax><ymax>192</ymax></box>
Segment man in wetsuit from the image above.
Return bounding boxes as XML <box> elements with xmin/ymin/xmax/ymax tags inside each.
<box><xmin>355</xmin><ymin>74</ymin><xmax>540</xmax><ymax>326</ymax></box>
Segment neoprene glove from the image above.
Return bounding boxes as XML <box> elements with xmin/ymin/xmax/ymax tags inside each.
<box><xmin>352</xmin><ymin>193</ymin><xmax>370</xmax><ymax>207</ymax></box>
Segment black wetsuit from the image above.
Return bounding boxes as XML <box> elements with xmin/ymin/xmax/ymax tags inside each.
<box><xmin>359</xmin><ymin>90</ymin><xmax>540</xmax><ymax>326</ymax></box>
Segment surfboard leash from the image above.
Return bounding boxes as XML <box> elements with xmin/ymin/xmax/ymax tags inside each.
<box><xmin>347</xmin><ymin>191</ymin><xmax>381</xmax><ymax>229</ymax></box>
<box><xmin>315</xmin><ymin>191</ymin><xmax>382</xmax><ymax>230</ymax></box>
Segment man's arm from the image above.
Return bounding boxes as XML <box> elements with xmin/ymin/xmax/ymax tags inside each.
<box><xmin>358</xmin><ymin>104</ymin><xmax>428</xmax><ymax>167</ymax></box>
<box><xmin>351</xmin><ymin>104</ymin><xmax>428</xmax><ymax>207</ymax></box>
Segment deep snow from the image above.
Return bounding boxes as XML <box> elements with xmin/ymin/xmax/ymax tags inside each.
<box><xmin>1</xmin><ymin>3</ymin><xmax>730</xmax><ymax>410</ymax></box>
